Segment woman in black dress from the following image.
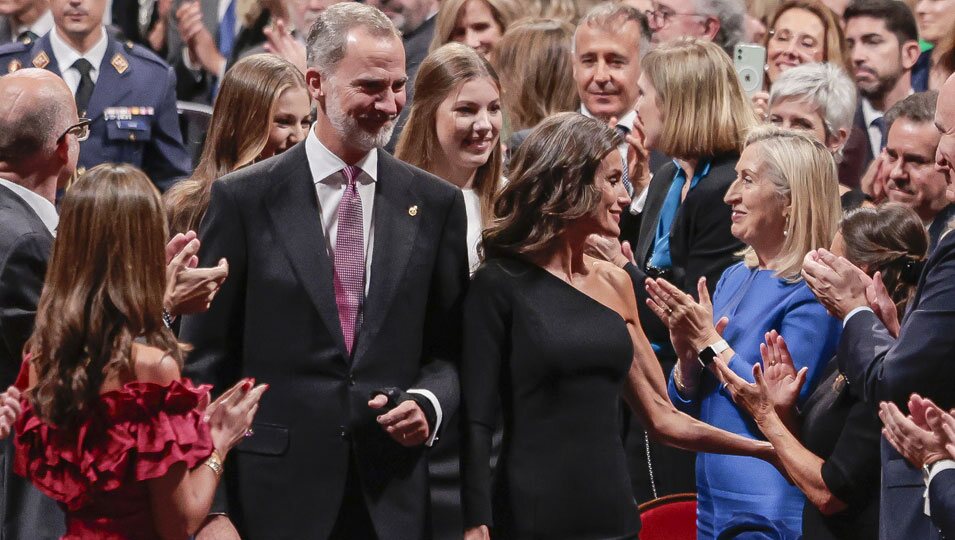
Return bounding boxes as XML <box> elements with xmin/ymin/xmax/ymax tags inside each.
<box><xmin>717</xmin><ymin>203</ymin><xmax>928</xmax><ymax>539</ymax></box>
<box><xmin>461</xmin><ymin>113</ymin><xmax>776</xmax><ymax>540</ymax></box>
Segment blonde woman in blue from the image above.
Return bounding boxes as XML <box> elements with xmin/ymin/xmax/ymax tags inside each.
<box><xmin>646</xmin><ymin>126</ymin><xmax>843</xmax><ymax>538</ymax></box>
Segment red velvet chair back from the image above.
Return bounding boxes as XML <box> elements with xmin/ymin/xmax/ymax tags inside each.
<box><xmin>638</xmin><ymin>492</ymin><xmax>697</xmax><ymax>540</ymax></box>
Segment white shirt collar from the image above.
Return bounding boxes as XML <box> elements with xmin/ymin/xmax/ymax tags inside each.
<box><xmin>580</xmin><ymin>105</ymin><xmax>638</xmax><ymax>131</ymax></box>
<box><xmin>861</xmin><ymin>98</ymin><xmax>883</xmax><ymax>127</ymax></box>
<box><xmin>50</xmin><ymin>25</ymin><xmax>109</xmax><ymax>76</ymax></box>
<box><xmin>304</xmin><ymin>127</ymin><xmax>379</xmax><ymax>185</ymax></box>
<box><xmin>0</xmin><ymin>178</ymin><xmax>58</xmax><ymax>235</ymax></box>
<box><xmin>15</xmin><ymin>9</ymin><xmax>53</xmax><ymax>38</ymax></box>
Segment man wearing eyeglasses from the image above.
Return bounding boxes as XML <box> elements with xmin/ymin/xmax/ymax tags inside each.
<box><xmin>0</xmin><ymin>0</ymin><xmax>190</xmax><ymax>192</ymax></box>
<box><xmin>0</xmin><ymin>68</ymin><xmax>77</xmax><ymax>540</ymax></box>
<box><xmin>645</xmin><ymin>0</ymin><xmax>746</xmax><ymax>56</ymax></box>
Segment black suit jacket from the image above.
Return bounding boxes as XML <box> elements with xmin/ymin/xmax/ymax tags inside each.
<box><xmin>179</xmin><ymin>142</ymin><xmax>469</xmax><ymax>539</ymax></box>
<box><xmin>839</xmin><ymin>105</ymin><xmax>875</xmax><ymax>190</ymax></box>
<box><xmin>838</xmin><ymin>229</ymin><xmax>955</xmax><ymax>540</ymax></box>
<box><xmin>624</xmin><ymin>153</ymin><xmax>744</xmax><ymax>347</ymax></box>
<box><xmin>0</xmin><ymin>183</ymin><xmax>63</xmax><ymax>540</ymax></box>
<box><xmin>929</xmin><ymin>467</ymin><xmax>955</xmax><ymax>539</ymax></box>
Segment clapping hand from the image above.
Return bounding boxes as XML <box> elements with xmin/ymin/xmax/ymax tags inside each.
<box><xmin>645</xmin><ymin>276</ymin><xmax>722</xmax><ymax>354</ymax></box>
<box><xmin>164</xmin><ymin>231</ymin><xmax>229</xmax><ymax>316</ymax></box>
<box><xmin>464</xmin><ymin>525</ymin><xmax>491</xmax><ymax>540</ymax></box>
<box><xmin>860</xmin><ymin>150</ymin><xmax>890</xmax><ymax>204</ymax></box>
<box><xmin>263</xmin><ymin>19</ymin><xmax>307</xmax><ymax>75</ymax></box>
<box><xmin>758</xmin><ymin>331</ymin><xmax>808</xmax><ymax>415</ymax></box>
<box><xmin>204</xmin><ymin>379</ymin><xmax>269</xmax><ymax>455</ymax></box>
<box><xmin>880</xmin><ymin>394</ymin><xmax>950</xmax><ymax>469</ymax></box>
<box><xmin>176</xmin><ymin>1</ymin><xmax>226</xmax><ymax>75</ymax></box>
<box><xmin>0</xmin><ymin>386</ymin><xmax>21</xmax><ymax>439</ymax></box>
<box><xmin>369</xmin><ymin>395</ymin><xmax>430</xmax><ymax>447</ymax></box>
<box><xmin>866</xmin><ymin>271</ymin><xmax>901</xmax><ymax>338</ymax></box>
<box><xmin>801</xmin><ymin>249</ymin><xmax>872</xmax><ymax>319</ymax></box>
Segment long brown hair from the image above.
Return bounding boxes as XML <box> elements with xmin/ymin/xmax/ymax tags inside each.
<box><xmin>491</xmin><ymin>17</ymin><xmax>579</xmax><ymax>134</ymax></box>
<box><xmin>840</xmin><ymin>203</ymin><xmax>929</xmax><ymax>317</ymax></box>
<box><xmin>482</xmin><ymin>112</ymin><xmax>620</xmax><ymax>259</ymax></box>
<box><xmin>27</xmin><ymin>164</ymin><xmax>184</xmax><ymax>430</ymax></box>
<box><xmin>164</xmin><ymin>54</ymin><xmax>307</xmax><ymax>236</ymax></box>
<box><xmin>395</xmin><ymin>43</ymin><xmax>503</xmax><ymax>225</ymax></box>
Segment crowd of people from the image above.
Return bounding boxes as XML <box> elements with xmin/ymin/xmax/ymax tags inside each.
<box><xmin>0</xmin><ymin>0</ymin><xmax>954</xmax><ymax>539</ymax></box>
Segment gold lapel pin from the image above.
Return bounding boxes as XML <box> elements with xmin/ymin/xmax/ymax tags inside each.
<box><xmin>408</xmin><ymin>205</ymin><xmax>418</xmax><ymax>217</ymax></box>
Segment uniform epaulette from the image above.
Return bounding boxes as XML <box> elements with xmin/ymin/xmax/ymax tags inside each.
<box><xmin>121</xmin><ymin>39</ymin><xmax>171</xmax><ymax>70</ymax></box>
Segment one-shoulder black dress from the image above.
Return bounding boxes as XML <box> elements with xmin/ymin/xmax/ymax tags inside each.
<box><xmin>461</xmin><ymin>257</ymin><xmax>641</xmax><ymax>540</ymax></box>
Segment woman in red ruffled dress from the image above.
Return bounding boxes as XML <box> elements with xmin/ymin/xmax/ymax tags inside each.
<box><xmin>0</xmin><ymin>164</ymin><xmax>267</xmax><ymax>539</ymax></box>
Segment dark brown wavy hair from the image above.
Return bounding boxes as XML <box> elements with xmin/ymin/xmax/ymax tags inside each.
<box><xmin>481</xmin><ymin>112</ymin><xmax>620</xmax><ymax>259</ymax></box>
<box><xmin>26</xmin><ymin>164</ymin><xmax>185</xmax><ymax>430</ymax></box>
<box><xmin>840</xmin><ymin>203</ymin><xmax>929</xmax><ymax>317</ymax></box>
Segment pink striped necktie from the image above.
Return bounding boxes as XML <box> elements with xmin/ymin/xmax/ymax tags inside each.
<box><xmin>333</xmin><ymin>165</ymin><xmax>365</xmax><ymax>356</ymax></box>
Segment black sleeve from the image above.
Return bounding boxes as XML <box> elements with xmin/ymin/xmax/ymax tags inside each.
<box><xmin>410</xmin><ymin>188</ymin><xmax>469</xmax><ymax>437</ymax></box>
<box><xmin>929</xmin><ymin>467</ymin><xmax>955</xmax><ymax>538</ymax></box>
<box><xmin>179</xmin><ymin>181</ymin><xmax>248</xmax><ymax>515</ymax></box>
<box><xmin>819</xmin><ymin>398</ymin><xmax>882</xmax><ymax>506</ymax></box>
<box><xmin>838</xmin><ymin>235</ymin><xmax>955</xmax><ymax>407</ymax></box>
<box><xmin>461</xmin><ymin>264</ymin><xmax>511</xmax><ymax>529</ymax></box>
<box><xmin>0</xmin><ymin>232</ymin><xmax>51</xmax><ymax>388</ymax></box>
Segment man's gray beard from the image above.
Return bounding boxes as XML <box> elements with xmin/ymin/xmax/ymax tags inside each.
<box><xmin>325</xmin><ymin>93</ymin><xmax>395</xmax><ymax>151</ymax></box>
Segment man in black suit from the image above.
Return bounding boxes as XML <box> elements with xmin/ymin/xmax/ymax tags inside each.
<box><xmin>802</xmin><ymin>73</ymin><xmax>955</xmax><ymax>540</ymax></box>
<box><xmin>839</xmin><ymin>0</ymin><xmax>920</xmax><ymax>188</ymax></box>
<box><xmin>0</xmin><ymin>68</ymin><xmax>78</xmax><ymax>540</ymax></box>
<box><xmin>182</xmin><ymin>4</ymin><xmax>467</xmax><ymax>539</ymax></box>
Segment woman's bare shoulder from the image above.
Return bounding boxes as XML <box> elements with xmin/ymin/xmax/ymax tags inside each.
<box><xmin>131</xmin><ymin>343</ymin><xmax>181</xmax><ymax>386</ymax></box>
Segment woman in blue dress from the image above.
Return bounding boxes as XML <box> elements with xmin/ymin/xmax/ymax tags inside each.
<box><xmin>645</xmin><ymin>126</ymin><xmax>843</xmax><ymax>538</ymax></box>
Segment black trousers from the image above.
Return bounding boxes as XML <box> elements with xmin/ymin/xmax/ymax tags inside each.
<box><xmin>330</xmin><ymin>454</ymin><xmax>378</xmax><ymax>540</ymax></box>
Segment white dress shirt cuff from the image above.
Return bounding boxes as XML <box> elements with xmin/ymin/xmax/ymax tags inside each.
<box><xmin>924</xmin><ymin>459</ymin><xmax>955</xmax><ymax>516</ymax></box>
<box><xmin>630</xmin><ymin>184</ymin><xmax>649</xmax><ymax>215</ymax></box>
<box><xmin>843</xmin><ymin>306</ymin><xmax>873</xmax><ymax>327</ymax></box>
<box><xmin>407</xmin><ymin>389</ymin><xmax>442</xmax><ymax>447</ymax></box>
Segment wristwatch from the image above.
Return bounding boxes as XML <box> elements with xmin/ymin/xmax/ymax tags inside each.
<box><xmin>698</xmin><ymin>339</ymin><xmax>730</xmax><ymax>368</ymax></box>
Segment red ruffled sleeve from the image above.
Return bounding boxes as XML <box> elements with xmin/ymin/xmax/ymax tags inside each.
<box><xmin>13</xmin><ymin>379</ymin><xmax>214</xmax><ymax>511</ymax></box>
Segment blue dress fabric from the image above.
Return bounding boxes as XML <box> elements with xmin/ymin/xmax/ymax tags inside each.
<box><xmin>667</xmin><ymin>263</ymin><xmax>842</xmax><ymax>539</ymax></box>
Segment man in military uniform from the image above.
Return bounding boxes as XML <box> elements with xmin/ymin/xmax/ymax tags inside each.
<box><xmin>0</xmin><ymin>0</ymin><xmax>190</xmax><ymax>192</ymax></box>
<box><xmin>0</xmin><ymin>0</ymin><xmax>52</xmax><ymax>44</ymax></box>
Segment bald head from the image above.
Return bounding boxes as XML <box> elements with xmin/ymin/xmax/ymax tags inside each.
<box><xmin>0</xmin><ymin>69</ymin><xmax>76</xmax><ymax>165</ymax></box>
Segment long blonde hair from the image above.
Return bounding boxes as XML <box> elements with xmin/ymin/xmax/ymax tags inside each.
<box><xmin>395</xmin><ymin>44</ymin><xmax>503</xmax><ymax>225</ymax></box>
<box><xmin>491</xmin><ymin>18</ymin><xmax>578</xmax><ymax>133</ymax></box>
<box><xmin>642</xmin><ymin>38</ymin><xmax>758</xmax><ymax>159</ymax></box>
<box><xmin>428</xmin><ymin>0</ymin><xmax>524</xmax><ymax>53</ymax></box>
<box><xmin>740</xmin><ymin>125</ymin><xmax>840</xmax><ymax>281</ymax></box>
<box><xmin>164</xmin><ymin>54</ymin><xmax>307</xmax><ymax>236</ymax></box>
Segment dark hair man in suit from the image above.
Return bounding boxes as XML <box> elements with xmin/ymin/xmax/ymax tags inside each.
<box><xmin>839</xmin><ymin>0</ymin><xmax>921</xmax><ymax>188</ymax></box>
<box><xmin>802</xmin><ymin>73</ymin><xmax>955</xmax><ymax>540</ymax></box>
<box><xmin>0</xmin><ymin>68</ymin><xmax>77</xmax><ymax>540</ymax></box>
<box><xmin>182</xmin><ymin>3</ymin><xmax>468</xmax><ymax>539</ymax></box>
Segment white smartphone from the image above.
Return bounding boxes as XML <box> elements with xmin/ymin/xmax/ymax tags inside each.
<box><xmin>734</xmin><ymin>44</ymin><xmax>766</xmax><ymax>96</ymax></box>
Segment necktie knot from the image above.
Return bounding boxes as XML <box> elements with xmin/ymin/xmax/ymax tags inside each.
<box><xmin>72</xmin><ymin>58</ymin><xmax>93</xmax><ymax>76</ymax></box>
<box><xmin>343</xmin><ymin>166</ymin><xmax>361</xmax><ymax>188</ymax></box>
<box><xmin>615</xmin><ymin>124</ymin><xmax>630</xmax><ymax>136</ymax></box>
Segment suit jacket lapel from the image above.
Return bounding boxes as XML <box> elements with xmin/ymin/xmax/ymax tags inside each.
<box><xmin>636</xmin><ymin>163</ymin><xmax>675</xmax><ymax>267</ymax></box>
<box><xmin>86</xmin><ymin>38</ymin><xmax>133</xmax><ymax>122</ymax></box>
<box><xmin>351</xmin><ymin>153</ymin><xmax>421</xmax><ymax>364</ymax></box>
<box><xmin>264</xmin><ymin>145</ymin><xmax>349</xmax><ymax>360</ymax></box>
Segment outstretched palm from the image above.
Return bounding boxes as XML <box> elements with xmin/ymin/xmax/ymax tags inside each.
<box><xmin>759</xmin><ymin>331</ymin><xmax>804</xmax><ymax>415</ymax></box>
